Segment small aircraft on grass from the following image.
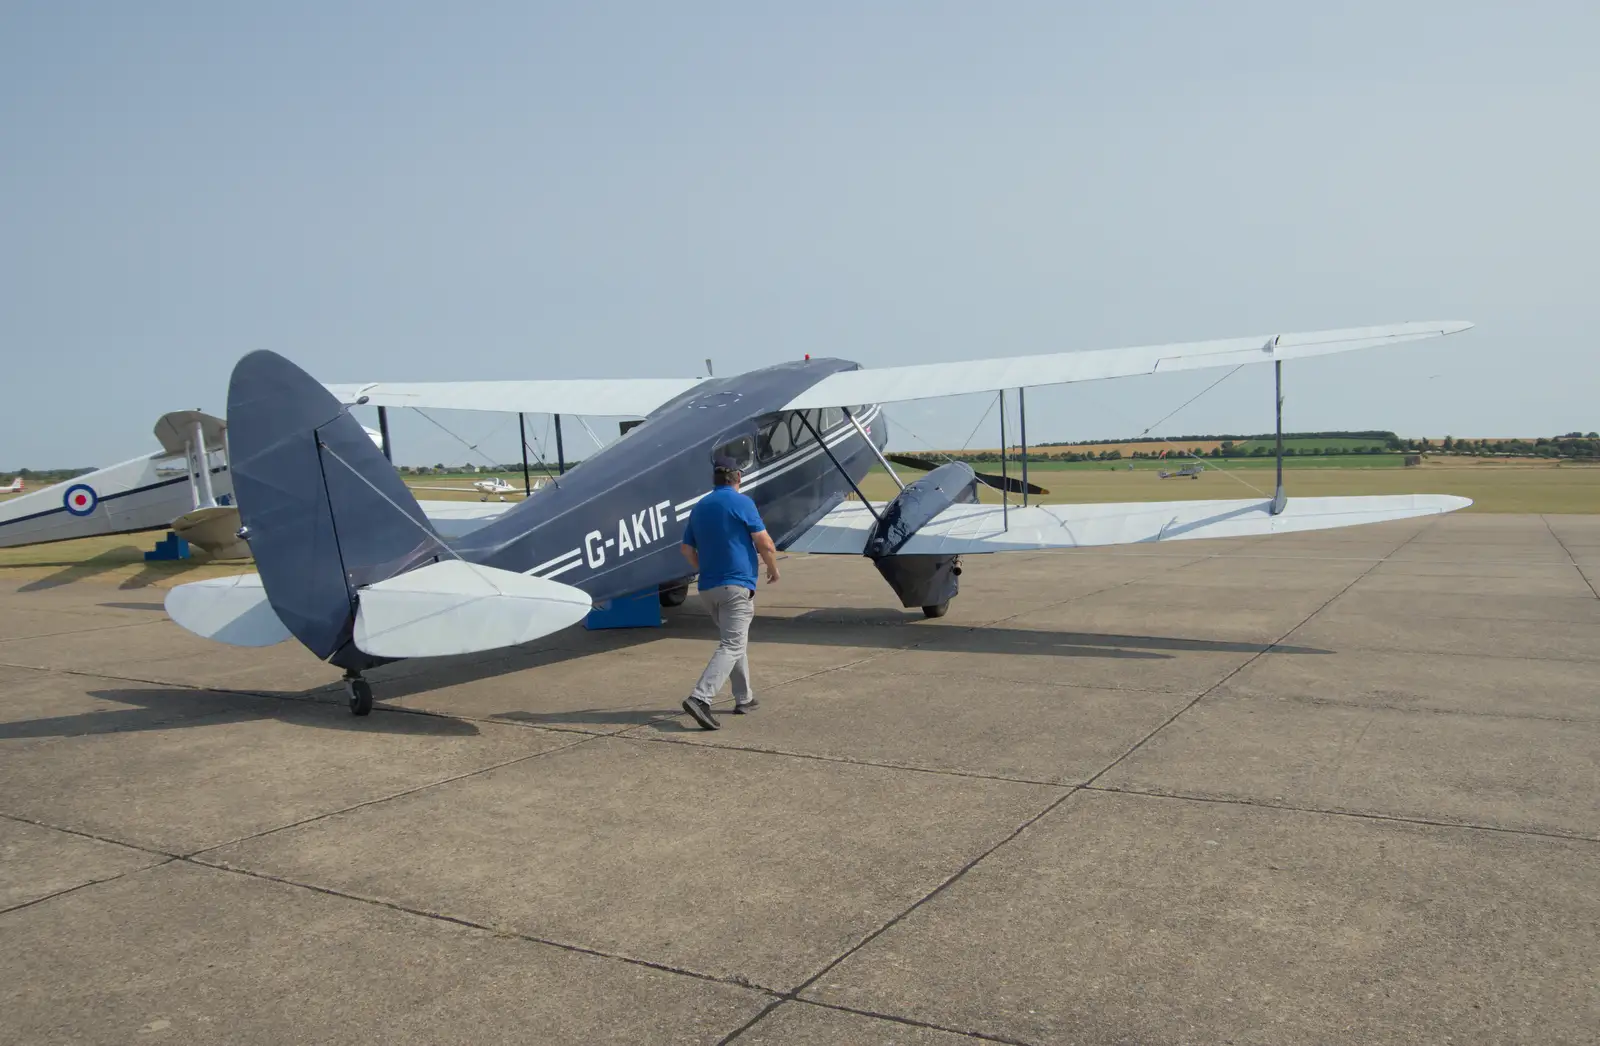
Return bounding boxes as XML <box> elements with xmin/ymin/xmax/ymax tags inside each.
<box><xmin>1159</xmin><ymin>464</ymin><xmax>1205</xmax><ymax>479</ymax></box>
<box><xmin>1</xmin><ymin>477</ymin><xmax>22</xmax><ymax>494</ymax></box>
<box><xmin>412</xmin><ymin>475</ymin><xmax>545</xmax><ymax>501</ymax></box>
<box><xmin>165</xmin><ymin>320</ymin><xmax>1473</xmax><ymax>715</ymax></box>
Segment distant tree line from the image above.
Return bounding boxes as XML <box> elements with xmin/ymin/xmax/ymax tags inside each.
<box><xmin>0</xmin><ymin>467</ymin><xmax>97</xmax><ymax>485</ymax></box>
<box><xmin>1034</xmin><ymin>430</ymin><xmax>1399</xmax><ymax>448</ymax></box>
<box><xmin>395</xmin><ymin>461</ymin><xmax>580</xmax><ymax>475</ymax></box>
<box><xmin>948</xmin><ymin>430</ymin><xmax>1600</xmax><ymax>463</ymax></box>
<box><xmin>1402</xmin><ymin>434</ymin><xmax>1600</xmax><ymax>459</ymax></box>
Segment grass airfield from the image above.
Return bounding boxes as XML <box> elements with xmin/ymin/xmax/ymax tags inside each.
<box><xmin>864</xmin><ymin>460</ymin><xmax>1600</xmax><ymax>514</ymax></box>
<box><xmin>1</xmin><ymin>472</ymin><xmax>1597</xmax><ymax>1043</ymax></box>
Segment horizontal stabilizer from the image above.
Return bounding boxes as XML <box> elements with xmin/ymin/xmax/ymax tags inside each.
<box><xmin>787</xmin><ymin>494</ymin><xmax>1473</xmax><ymax>555</ymax></box>
<box><xmin>353</xmin><ymin>559</ymin><xmax>593</xmax><ymax>658</ymax></box>
<box><xmin>164</xmin><ymin>573</ymin><xmax>292</xmax><ymax>647</ymax></box>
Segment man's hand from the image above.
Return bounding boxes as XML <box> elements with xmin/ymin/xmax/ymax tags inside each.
<box><xmin>754</xmin><ymin>530</ymin><xmax>779</xmax><ymax>585</ymax></box>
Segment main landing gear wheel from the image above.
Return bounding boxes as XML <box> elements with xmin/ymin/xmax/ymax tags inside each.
<box><xmin>922</xmin><ymin>602</ymin><xmax>950</xmax><ymax>619</ymax></box>
<box><xmin>345</xmin><ymin>675</ymin><xmax>373</xmax><ymax>716</ymax></box>
<box><xmin>659</xmin><ymin>583</ymin><xmax>689</xmax><ymax>608</ymax></box>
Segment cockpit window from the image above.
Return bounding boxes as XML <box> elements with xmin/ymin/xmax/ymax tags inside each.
<box><xmin>715</xmin><ymin>434</ymin><xmax>755</xmax><ymax>470</ymax></box>
<box><xmin>822</xmin><ymin>406</ymin><xmax>844</xmax><ymax>431</ymax></box>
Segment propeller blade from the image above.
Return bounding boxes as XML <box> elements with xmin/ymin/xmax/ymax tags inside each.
<box><xmin>973</xmin><ymin>471</ymin><xmax>1050</xmax><ymax>496</ymax></box>
<box><xmin>884</xmin><ymin>454</ymin><xmax>1048</xmax><ymax>496</ymax></box>
<box><xmin>886</xmin><ymin>453</ymin><xmax>939</xmax><ymax>472</ymax></box>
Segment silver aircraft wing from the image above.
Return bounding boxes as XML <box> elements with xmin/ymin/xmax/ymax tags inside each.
<box><xmin>323</xmin><ymin>377</ymin><xmax>704</xmax><ymax>418</ymax></box>
<box><xmin>781</xmin><ymin>321</ymin><xmax>1472</xmax><ymax>410</ymax></box>
<box><xmin>786</xmin><ymin>494</ymin><xmax>1472</xmax><ymax>555</ymax></box>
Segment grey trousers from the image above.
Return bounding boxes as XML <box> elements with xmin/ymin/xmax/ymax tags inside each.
<box><xmin>690</xmin><ymin>585</ymin><xmax>754</xmax><ymax>705</ymax></box>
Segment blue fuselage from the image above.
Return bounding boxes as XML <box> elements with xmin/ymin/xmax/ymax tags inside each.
<box><xmin>450</xmin><ymin>357</ymin><xmax>886</xmax><ymax>604</ymax></box>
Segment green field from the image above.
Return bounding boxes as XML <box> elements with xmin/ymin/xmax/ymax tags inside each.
<box><xmin>400</xmin><ymin>461</ymin><xmax>1600</xmax><ymax>514</ymax></box>
<box><xmin>973</xmin><ymin>454</ymin><xmax>1406</xmax><ymax>472</ymax></box>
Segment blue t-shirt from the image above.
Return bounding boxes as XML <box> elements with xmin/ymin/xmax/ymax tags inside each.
<box><xmin>682</xmin><ymin>485</ymin><xmax>766</xmax><ymax>592</ymax></box>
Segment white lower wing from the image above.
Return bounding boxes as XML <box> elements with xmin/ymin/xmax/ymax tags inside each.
<box><xmin>416</xmin><ymin>500</ymin><xmax>510</xmax><ymax>538</ymax></box>
<box><xmin>786</xmin><ymin>494</ymin><xmax>1472</xmax><ymax>555</ymax></box>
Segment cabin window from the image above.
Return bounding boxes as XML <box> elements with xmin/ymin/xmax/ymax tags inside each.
<box><xmin>758</xmin><ymin>417</ymin><xmax>791</xmax><ymax>462</ymax></box>
<box><xmin>715</xmin><ymin>434</ymin><xmax>755</xmax><ymax>471</ymax></box>
<box><xmin>791</xmin><ymin>409</ymin><xmax>824</xmax><ymax>447</ymax></box>
<box><xmin>822</xmin><ymin>406</ymin><xmax>844</xmax><ymax>431</ymax></box>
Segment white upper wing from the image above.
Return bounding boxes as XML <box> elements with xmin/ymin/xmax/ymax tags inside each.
<box><xmin>786</xmin><ymin>494</ymin><xmax>1472</xmax><ymax>555</ymax></box>
<box><xmin>323</xmin><ymin>378</ymin><xmax>704</xmax><ymax>418</ymax></box>
<box><xmin>782</xmin><ymin>321</ymin><xmax>1472</xmax><ymax>410</ymax></box>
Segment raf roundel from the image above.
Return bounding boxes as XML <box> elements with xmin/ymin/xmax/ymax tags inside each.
<box><xmin>63</xmin><ymin>483</ymin><xmax>99</xmax><ymax>517</ymax></box>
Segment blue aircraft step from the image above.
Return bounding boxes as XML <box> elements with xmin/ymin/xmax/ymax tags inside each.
<box><xmin>584</xmin><ymin>588</ymin><xmax>663</xmax><ymax>630</ymax></box>
<box><xmin>145</xmin><ymin>531</ymin><xmax>191</xmax><ymax>561</ymax></box>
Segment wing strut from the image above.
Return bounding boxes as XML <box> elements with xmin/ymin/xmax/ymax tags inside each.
<box><xmin>377</xmin><ymin>406</ymin><xmax>393</xmax><ymax>463</ymax></box>
<box><xmin>518</xmin><ymin>413</ymin><xmax>532</xmax><ymax>495</ymax></box>
<box><xmin>1019</xmin><ymin>388</ymin><xmax>1029</xmax><ymax>508</ymax></box>
<box><xmin>998</xmin><ymin>391</ymin><xmax>1009</xmax><ymax>531</ymax></box>
<box><xmin>1272</xmin><ymin>353</ymin><xmax>1286</xmax><ymax>516</ymax></box>
<box><xmin>843</xmin><ymin>407</ymin><xmax>903</xmax><ymax>490</ymax></box>
<box><xmin>799</xmin><ymin>412</ymin><xmax>881</xmax><ymax>522</ymax></box>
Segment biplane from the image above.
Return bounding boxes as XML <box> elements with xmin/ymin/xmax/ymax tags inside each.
<box><xmin>0</xmin><ymin>413</ymin><xmax>503</xmax><ymax>556</ymax></box>
<box><xmin>165</xmin><ymin>321</ymin><xmax>1473</xmax><ymax>715</ymax></box>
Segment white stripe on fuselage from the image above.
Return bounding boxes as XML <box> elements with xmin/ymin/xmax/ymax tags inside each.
<box><xmin>520</xmin><ymin>405</ymin><xmax>882</xmax><ymax>580</ymax></box>
<box><xmin>675</xmin><ymin>405</ymin><xmax>881</xmax><ymax>521</ymax></box>
<box><xmin>526</xmin><ymin>547</ymin><xmax>581</xmax><ymax>577</ymax></box>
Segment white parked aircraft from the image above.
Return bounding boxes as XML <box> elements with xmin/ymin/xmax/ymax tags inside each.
<box><xmin>412</xmin><ymin>475</ymin><xmax>546</xmax><ymax>501</ymax></box>
<box><xmin>1</xmin><ymin>477</ymin><xmax>22</xmax><ymax>494</ymax></box>
<box><xmin>0</xmin><ymin>412</ymin><xmax>509</xmax><ymax>555</ymax></box>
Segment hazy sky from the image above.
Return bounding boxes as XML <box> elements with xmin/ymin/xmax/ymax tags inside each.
<box><xmin>3</xmin><ymin>2</ymin><xmax>1595</xmax><ymax>468</ymax></box>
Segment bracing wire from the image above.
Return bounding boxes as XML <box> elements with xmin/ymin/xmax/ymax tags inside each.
<box><xmin>318</xmin><ymin>439</ymin><xmax>464</xmax><ymax>563</ymax></box>
<box><xmin>1124</xmin><ymin>364</ymin><xmax>1267</xmax><ymax>497</ymax></box>
<box><xmin>886</xmin><ymin>368</ymin><xmax>1271</xmax><ymax>501</ymax></box>
<box><xmin>412</xmin><ymin>406</ymin><xmax>558</xmax><ymax>488</ymax></box>
<box><xmin>959</xmin><ymin>395</ymin><xmax>999</xmax><ymax>454</ymax></box>
<box><xmin>411</xmin><ymin>407</ymin><xmax>504</xmax><ymax>468</ymax></box>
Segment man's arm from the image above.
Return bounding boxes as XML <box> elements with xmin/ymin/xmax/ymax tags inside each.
<box><xmin>680</xmin><ymin>515</ymin><xmax>700</xmax><ymax>571</ymax></box>
<box><xmin>752</xmin><ymin>529</ymin><xmax>779</xmax><ymax>584</ymax></box>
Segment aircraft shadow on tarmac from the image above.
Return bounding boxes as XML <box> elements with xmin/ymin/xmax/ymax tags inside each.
<box><xmin>17</xmin><ymin>545</ymin><xmax>213</xmax><ymax>593</ymax></box>
<box><xmin>359</xmin><ymin>605</ymin><xmax>1331</xmax><ymax>731</ymax></box>
<box><xmin>0</xmin><ymin>687</ymin><xmax>481</xmax><ymax>742</ymax></box>
<box><xmin>0</xmin><ymin>607</ymin><xmax>1328</xmax><ymax>741</ymax></box>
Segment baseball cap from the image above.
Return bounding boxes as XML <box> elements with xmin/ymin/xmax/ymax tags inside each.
<box><xmin>712</xmin><ymin>454</ymin><xmax>741</xmax><ymax>473</ymax></box>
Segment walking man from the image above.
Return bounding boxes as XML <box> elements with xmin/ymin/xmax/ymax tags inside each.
<box><xmin>679</xmin><ymin>454</ymin><xmax>780</xmax><ymax>730</ymax></box>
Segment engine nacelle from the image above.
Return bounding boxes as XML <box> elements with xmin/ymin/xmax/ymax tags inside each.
<box><xmin>865</xmin><ymin>462</ymin><xmax>980</xmax><ymax>614</ymax></box>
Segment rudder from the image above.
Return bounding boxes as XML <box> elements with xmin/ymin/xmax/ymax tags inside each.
<box><xmin>228</xmin><ymin>350</ymin><xmax>440</xmax><ymax>669</ymax></box>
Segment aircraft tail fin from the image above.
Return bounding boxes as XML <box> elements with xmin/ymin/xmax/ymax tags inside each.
<box><xmin>225</xmin><ymin>350</ymin><xmax>443</xmax><ymax>669</ymax></box>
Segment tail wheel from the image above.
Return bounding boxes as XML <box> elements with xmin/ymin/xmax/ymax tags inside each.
<box><xmin>347</xmin><ymin>677</ymin><xmax>374</xmax><ymax>716</ymax></box>
<box><xmin>659</xmin><ymin>583</ymin><xmax>689</xmax><ymax>608</ymax></box>
<box><xmin>922</xmin><ymin>602</ymin><xmax>949</xmax><ymax>619</ymax></box>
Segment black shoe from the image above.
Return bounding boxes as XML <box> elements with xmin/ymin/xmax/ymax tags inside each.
<box><xmin>682</xmin><ymin>697</ymin><xmax>720</xmax><ymax>730</ymax></box>
<box><xmin>732</xmin><ymin>698</ymin><xmax>759</xmax><ymax>714</ymax></box>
